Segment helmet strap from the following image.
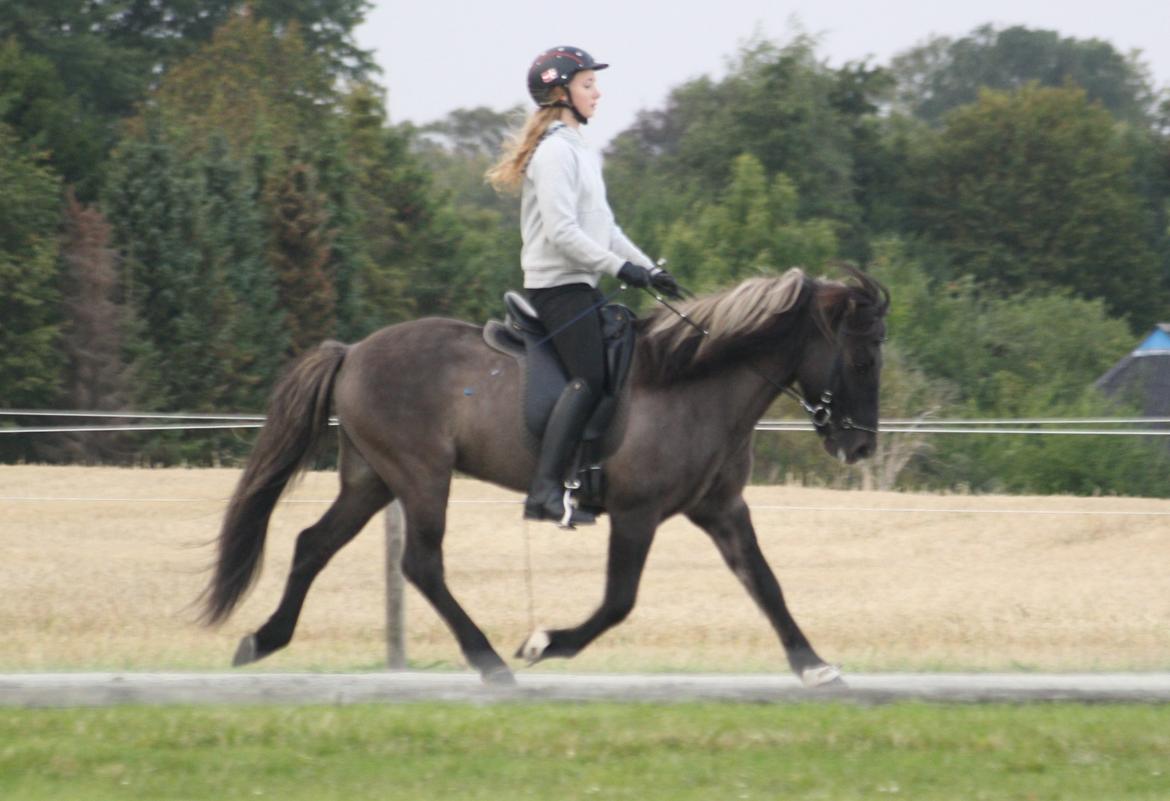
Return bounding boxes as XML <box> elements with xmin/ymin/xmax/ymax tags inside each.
<box><xmin>542</xmin><ymin>92</ymin><xmax>589</xmax><ymax>125</ymax></box>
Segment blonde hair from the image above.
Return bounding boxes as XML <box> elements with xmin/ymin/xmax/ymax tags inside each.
<box><xmin>485</xmin><ymin>92</ymin><xmax>567</xmax><ymax>194</ymax></box>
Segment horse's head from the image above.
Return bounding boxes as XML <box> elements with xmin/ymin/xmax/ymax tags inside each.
<box><xmin>795</xmin><ymin>267</ymin><xmax>889</xmax><ymax>464</ymax></box>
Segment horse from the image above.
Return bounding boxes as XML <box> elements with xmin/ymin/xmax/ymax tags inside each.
<box><xmin>201</xmin><ymin>265</ymin><xmax>889</xmax><ymax>687</ymax></box>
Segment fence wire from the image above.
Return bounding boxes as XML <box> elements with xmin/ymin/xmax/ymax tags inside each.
<box><xmin>4</xmin><ymin>409</ymin><xmax>1170</xmax><ymax>436</ymax></box>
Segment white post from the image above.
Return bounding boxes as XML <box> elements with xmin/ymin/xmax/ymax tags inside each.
<box><xmin>384</xmin><ymin>500</ymin><xmax>407</xmax><ymax>670</ymax></box>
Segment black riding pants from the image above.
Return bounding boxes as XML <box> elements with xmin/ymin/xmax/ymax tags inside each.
<box><xmin>526</xmin><ymin>283</ymin><xmax>607</xmax><ymax>397</ymax></box>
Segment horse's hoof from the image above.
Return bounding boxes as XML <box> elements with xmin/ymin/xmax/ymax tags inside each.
<box><xmin>801</xmin><ymin>664</ymin><xmax>846</xmax><ymax>689</ymax></box>
<box><xmin>232</xmin><ymin>634</ymin><xmax>259</xmax><ymax>667</ymax></box>
<box><xmin>516</xmin><ymin>630</ymin><xmax>551</xmax><ymax>665</ymax></box>
<box><xmin>483</xmin><ymin>667</ymin><xmax>517</xmax><ymax>687</ymax></box>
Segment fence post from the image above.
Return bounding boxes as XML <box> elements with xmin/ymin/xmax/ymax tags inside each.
<box><xmin>384</xmin><ymin>500</ymin><xmax>407</xmax><ymax>670</ymax></box>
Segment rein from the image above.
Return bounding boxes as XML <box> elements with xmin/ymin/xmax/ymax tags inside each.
<box><xmin>642</xmin><ymin>287</ymin><xmax>878</xmax><ymax>436</ymax></box>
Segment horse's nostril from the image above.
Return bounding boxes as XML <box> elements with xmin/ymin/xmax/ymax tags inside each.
<box><xmin>854</xmin><ymin>443</ymin><xmax>873</xmax><ymax>461</ymax></box>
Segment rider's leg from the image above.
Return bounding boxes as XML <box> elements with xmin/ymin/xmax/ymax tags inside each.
<box><xmin>525</xmin><ymin>284</ymin><xmax>607</xmax><ymax>526</ymax></box>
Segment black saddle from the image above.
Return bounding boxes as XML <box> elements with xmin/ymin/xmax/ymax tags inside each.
<box><xmin>483</xmin><ymin>291</ymin><xmax>637</xmax><ymax>510</ymax></box>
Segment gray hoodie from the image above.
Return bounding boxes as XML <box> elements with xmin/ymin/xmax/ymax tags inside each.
<box><xmin>520</xmin><ymin>122</ymin><xmax>654</xmax><ymax>288</ymax></box>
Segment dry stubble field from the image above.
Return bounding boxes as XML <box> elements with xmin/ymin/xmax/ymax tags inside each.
<box><xmin>2</xmin><ymin>465</ymin><xmax>1168</xmax><ymax>674</ymax></box>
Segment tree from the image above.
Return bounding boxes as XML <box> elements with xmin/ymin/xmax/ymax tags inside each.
<box><xmin>658</xmin><ymin>153</ymin><xmax>837</xmax><ymax>293</ymax></box>
<box><xmin>891</xmin><ymin>25</ymin><xmax>1158</xmax><ymax>126</ymax></box>
<box><xmin>413</xmin><ymin>105</ymin><xmax>525</xmax><ymax>322</ymax></box>
<box><xmin>0</xmin><ymin>0</ymin><xmax>374</xmax><ymax>196</ymax></box>
<box><xmin>605</xmin><ymin>34</ymin><xmax>890</xmax><ymax>265</ymax></box>
<box><xmin>105</xmin><ymin>122</ymin><xmax>202</xmax><ymax>412</ymax></box>
<box><xmin>199</xmin><ymin>135</ymin><xmax>287</xmax><ymax>409</ymax></box>
<box><xmin>0</xmin><ymin>39</ymin><xmax>109</xmax><ymax>197</ymax></box>
<box><xmin>0</xmin><ymin>124</ymin><xmax>63</xmax><ymax>460</ymax></box>
<box><xmin>106</xmin><ymin>0</ymin><xmax>376</xmax><ymax>80</ymax></box>
<box><xmin>267</xmin><ymin>158</ymin><xmax>336</xmax><ymax>354</ymax></box>
<box><xmin>908</xmin><ymin>84</ymin><xmax>1163</xmax><ymax>329</ymax></box>
<box><xmin>0</xmin><ymin>124</ymin><xmax>63</xmax><ymax>405</ymax></box>
<box><xmin>55</xmin><ymin>190</ymin><xmax>133</xmax><ymax>462</ymax></box>
<box><xmin>145</xmin><ymin>14</ymin><xmax>340</xmax><ymax>159</ymax></box>
<box><xmin>867</xmin><ymin>246</ymin><xmax>1168</xmax><ymax>495</ymax></box>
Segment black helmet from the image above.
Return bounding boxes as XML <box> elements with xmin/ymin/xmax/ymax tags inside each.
<box><xmin>527</xmin><ymin>46</ymin><xmax>609</xmax><ymax>107</ymax></box>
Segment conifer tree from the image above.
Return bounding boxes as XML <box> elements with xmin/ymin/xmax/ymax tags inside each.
<box><xmin>266</xmin><ymin>158</ymin><xmax>336</xmax><ymax>354</ymax></box>
<box><xmin>57</xmin><ymin>190</ymin><xmax>132</xmax><ymax>461</ymax></box>
<box><xmin>0</xmin><ymin>124</ymin><xmax>63</xmax><ymax>415</ymax></box>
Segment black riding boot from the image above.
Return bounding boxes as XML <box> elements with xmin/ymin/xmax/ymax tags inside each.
<box><xmin>524</xmin><ymin>380</ymin><xmax>598</xmax><ymax>527</ymax></box>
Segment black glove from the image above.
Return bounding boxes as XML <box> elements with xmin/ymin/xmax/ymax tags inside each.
<box><xmin>649</xmin><ymin>268</ymin><xmax>685</xmax><ymax>300</ymax></box>
<box><xmin>617</xmin><ymin>261</ymin><xmax>652</xmax><ymax>288</ymax></box>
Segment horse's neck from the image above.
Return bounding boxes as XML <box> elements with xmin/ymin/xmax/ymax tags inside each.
<box><xmin>673</xmin><ymin>354</ymin><xmax>795</xmax><ymax>440</ymax></box>
<box><xmin>732</xmin><ymin>355</ymin><xmax>794</xmax><ymax>428</ymax></box>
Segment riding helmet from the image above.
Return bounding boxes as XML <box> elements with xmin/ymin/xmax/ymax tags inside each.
<box><xmin>527</xmin><ymin>46</ymin><xmax>609</xmax><ymax>106</ymax></box>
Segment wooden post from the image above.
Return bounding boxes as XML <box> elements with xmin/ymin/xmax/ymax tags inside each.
<box><xmin>384</xmin><ymin>500</ymin><xmax>407</xmax><ymax>670</ymax></box>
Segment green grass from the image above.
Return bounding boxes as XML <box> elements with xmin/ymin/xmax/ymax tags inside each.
<box><xmin>2</xmin><ymin>703</ymin><xmax>1168</xmax><ymax>800</ymax></box>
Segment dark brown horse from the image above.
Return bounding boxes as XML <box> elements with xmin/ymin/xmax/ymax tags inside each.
<box><xmin>202</xmin><ymin>266</ymin><xmax>889</xmax><ymax>686</ymax></box>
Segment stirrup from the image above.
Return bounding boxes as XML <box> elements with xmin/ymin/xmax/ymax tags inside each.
<box><xmin>522</xmin><ymin>490</ymin><xmax>596</xmax><ymax>527</ymax></box>
<box><xmin>559</xmin><ymin>489</ymin><xmax>576</xmax><ymax>529</ymax></box>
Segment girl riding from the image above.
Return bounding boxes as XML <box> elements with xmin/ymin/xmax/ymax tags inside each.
<box><xmin>487</xmin><ymin>45</ymin><xmax>682</xmax><ymax>526</ymax></box>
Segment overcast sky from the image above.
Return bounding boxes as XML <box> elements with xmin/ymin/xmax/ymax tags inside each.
<box><xmin>355</xmin><ymin>1</ymin><xmax>1170</xmax><ymax>146</ymax></box>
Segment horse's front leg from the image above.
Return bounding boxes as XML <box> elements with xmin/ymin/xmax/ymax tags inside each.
<box><xmin>517</xmin><ymin>507</ymin><xmax>658</xmax><ymax>664</ymax></box>
<box><xmin>688</xmin><ymin>496</ymin><xmax>844</xmax><ymax>688</ymax></box>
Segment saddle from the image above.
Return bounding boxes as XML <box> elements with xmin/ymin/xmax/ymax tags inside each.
<box><xmin>483</xmin><ymin>291</ymin><xmax>637</xmax><ymax>513</ymax></box>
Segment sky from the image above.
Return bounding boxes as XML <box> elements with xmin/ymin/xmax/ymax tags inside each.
<box><xmin>355</xmin><ymin>1</ymin><xmax>1170</xmax><ymax>146</ymax></box>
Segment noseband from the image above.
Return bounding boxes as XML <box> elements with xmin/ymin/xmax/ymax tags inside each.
<box><xmin>781</xmin><ymin>385</ymin><xmax>878</xmax><ymax>435</ymax></box>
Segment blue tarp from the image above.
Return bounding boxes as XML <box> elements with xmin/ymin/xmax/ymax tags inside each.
<box><xmin>1135</xmin><ymin>325</ymin><xmax>1170</xmax><ymax>353</ymax></box>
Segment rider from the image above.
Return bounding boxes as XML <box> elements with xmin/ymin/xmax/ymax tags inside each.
<box><xmin>487</xmin><ymin>45</ymin><xmax>682</xmax><ymax>526</ymax></box>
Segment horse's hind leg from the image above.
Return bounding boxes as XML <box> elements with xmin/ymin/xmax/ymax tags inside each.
<box><xmin>397</xmin><ymin>490</ymin><xmax>515</xmax><ymax>685</ymax></box>
<box><xmin>233</xmin><ymin>435</ymin><xmax>390</xmax><ymax>666</ymax></box>
<box><xmin>688</xmin><ymin>495</ymin><xmax>843</xmax><ymax>688</ymax></box>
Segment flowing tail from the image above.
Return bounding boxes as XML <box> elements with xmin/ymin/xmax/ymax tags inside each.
<box><xmin>201</xmin><ymin>341</ymin><xmax>349</xmax><ymax>625</ymax></box>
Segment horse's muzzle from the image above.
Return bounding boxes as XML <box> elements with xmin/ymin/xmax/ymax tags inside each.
<box><xmin>824</xmin><ymin>430</ymin><xmax>876</xmax><ymax>464</ymax></box>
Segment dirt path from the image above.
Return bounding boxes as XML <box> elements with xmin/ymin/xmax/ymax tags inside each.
<box><xmin>3</xmin><ymin>465</ymin><xmax>1168</xmax><ymax>673</ymax></box>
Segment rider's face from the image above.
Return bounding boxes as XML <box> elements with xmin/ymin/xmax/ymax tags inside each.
<box><xmin>567</xmin><ymin>70</ymin><xmax>601</xmax><ymax>120</ymax></box>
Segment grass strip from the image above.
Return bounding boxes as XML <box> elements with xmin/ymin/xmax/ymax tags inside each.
<box><xmin>2</xmin><ymin>702</ymin><xmax>1169</xmax><ymax>800</ymax></box>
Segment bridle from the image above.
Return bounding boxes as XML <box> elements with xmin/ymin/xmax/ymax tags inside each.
<box><xmin>645</xmin><ymin>286</ymin><xmax>880</xmax><ymax>437</ymax></box>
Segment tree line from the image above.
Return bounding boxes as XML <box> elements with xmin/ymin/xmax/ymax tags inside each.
<box><xmin>2</xmin><ymin>4</ymin><xmax>1168</xmax><ymax>494</ymax></box>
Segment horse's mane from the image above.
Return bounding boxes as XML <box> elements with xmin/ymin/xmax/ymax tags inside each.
<box><xmin>634</xmin><ymin>266</ymin><xmax>888</xmax><ymax>386</ymax></box>
<box><xmin>635</xmin><ymin>268</ymin><xmax>814</xmax><ymax>385</ymax></box>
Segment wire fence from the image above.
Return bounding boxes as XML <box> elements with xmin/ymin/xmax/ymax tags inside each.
<box><xmin>5</xmin><ymin>408</ymin><xmax>1170</xmax><ymax>436</ymax></box>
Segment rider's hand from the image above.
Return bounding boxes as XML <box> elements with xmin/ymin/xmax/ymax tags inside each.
<box><xmin>649</xmin><ymin>268</ymin><xmax>685</xmax><ymax>300</ymax></box>
<box><xmin>617</xmin><ymin>261</ymin><xmax>653</xmax><ymax>288</ymax></box>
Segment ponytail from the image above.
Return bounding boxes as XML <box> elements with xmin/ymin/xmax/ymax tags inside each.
<box><xmin>485</xmin><ymin>96</ymin><xmax>566</xmax><ymax>194</ymax></box>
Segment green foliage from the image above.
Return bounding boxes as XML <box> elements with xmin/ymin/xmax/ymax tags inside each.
<box><xmin>267</xmin><ymin>158</ymin><xmax>337</xmax><ymax>355</ymax></box>
<box><xmin>605</xmin><ymin>35</ymin><xmax>890</xmax><ymax>264</ymax></box>
<box><xmin>0</xmin><ymin>0</ymin><xmax>373</xmax><ymax>196</ymax></box>
<box><xmin>909</xmin><ymin>84</ymin><xmax>1163</xmax><ymax>329</ymax></box>
<box><xmin>659</xmin><ymin>153</ymin><xmax>837</xmax><ymax>292</ymax></box>
<box><xmin>0</xmin><ymin>39</ymin><xmax>109</xmax><ymax>197</ymax></box>
<box><xmin>891</xmin><ymin>24</ymin><xmax>1159</xmax><ymax>126</ymax></box>
<box><xmin>105</xmin><ymin>121</ymin><xmax>288</xmax><ymax>461</ymax></box>
<box><xmin>869</xmin><ymin>245</ymin><xmax>1169</xmax><ymax>495</ymax></box>
<box><xmin>0</xmin><ymin>124</ymin><xmax>63</xmax><ymax>416</ymax></box>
